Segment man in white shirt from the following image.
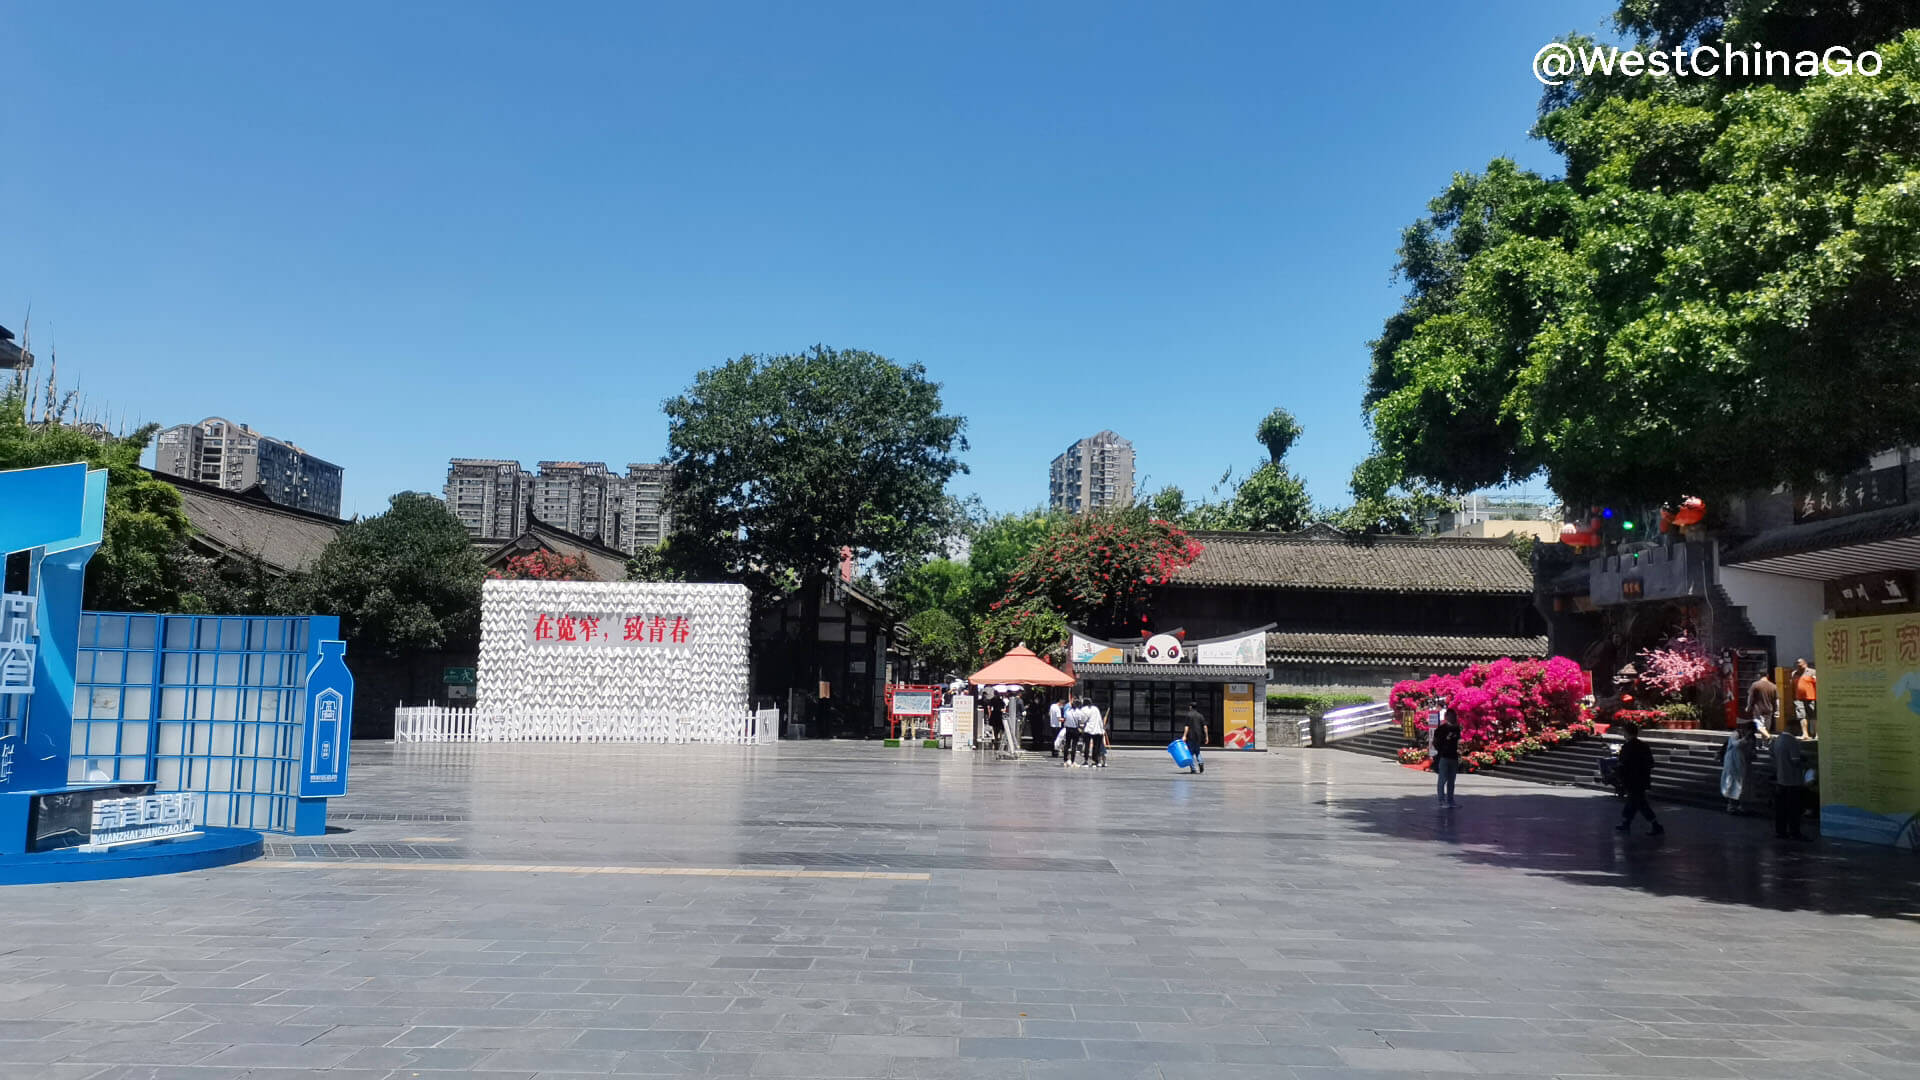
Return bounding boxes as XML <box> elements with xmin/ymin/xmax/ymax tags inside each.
<box><xmin>1047</xmin><ymin>698</ymin><xmax>1065</xmax><ymax>757</ymax></box>
<box><xmin>1061</xmin><ymin>697</ymin><xmax>1082</xmax><ymax>767</ymax></box>
<box><xmin>1079</xmin><ymin>698</ymin><xmax>1107</xmax><ymax>767</ymax></box>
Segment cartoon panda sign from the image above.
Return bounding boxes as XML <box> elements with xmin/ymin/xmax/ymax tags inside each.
<box><xmin>1141</xmin><ymin>632</ymin><xmax>1183</xmax><ymax>664</ymax></box>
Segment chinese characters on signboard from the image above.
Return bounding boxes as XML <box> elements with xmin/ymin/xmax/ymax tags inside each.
<box><xmin>1795</xmin><ymin>464</ymin><xmax>1907</xmax><ymax>523</ymax></box>
<box><xmin>1826</xmin><ymin>571</ymin><xmax>1918</xmax><ymax>618</ymax></box>
<box><xmin>83</xmin><ymin>792</ymin><xmax>198</xmax><ymax>850</ymax></box>
<box><xmin>0</xmin><ymin>592</ymin><xmax>37</xmax><ymax>696</ymax></box>
<box><xmin>527</xmin><ymin>612</ymin><xmax>694</xmax><ymax>648</ymax></box>
<box><xmin>1815</xmin><ymin>613</ymin><xmax>1920</xmax><ymax>848</ymax></box>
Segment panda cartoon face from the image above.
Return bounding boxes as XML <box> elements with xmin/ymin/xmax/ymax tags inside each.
<box><xmin>1142</xmin><ymin>633</ymin><xmax>1182</xmax><ymax>664</ymax></box>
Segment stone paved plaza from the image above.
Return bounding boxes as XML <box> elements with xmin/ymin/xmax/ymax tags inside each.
<box><xmin>4</xmin><ymin>741</ymin><xmax>1920</xmax><ymax>1080</ymax></box>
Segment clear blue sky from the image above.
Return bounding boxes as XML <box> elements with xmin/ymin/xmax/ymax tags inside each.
<box><xmin>4</xmin><ymin>1</ymin><xmax>1609</xmax><ymax>518</ymax></box>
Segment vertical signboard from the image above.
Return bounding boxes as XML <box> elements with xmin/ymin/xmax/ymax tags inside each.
<box><xmin>1815</xmin><ymin>614</ymin><xmax>1920</xmax><ymax>848</ymax></box>
<box><xmin>951</xmin><ymin>693</ymin><xmax>975</xmax><ymax>751</ymax></box>
<box><xmin>300</xmin><ymin>640</ymin><xmax>353</xmax><ymax>798</ymax></box>
<box><xmin>1222</xmin><ymin>683</ymin><xmax>1256</xmax><ymax>749</ymax></box>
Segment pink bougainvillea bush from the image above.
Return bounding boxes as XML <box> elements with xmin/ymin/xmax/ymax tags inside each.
<box><xmin>1390</xmin><ymin>656</ymin><xmax>1586</xmax><ymax>757</ymax></box>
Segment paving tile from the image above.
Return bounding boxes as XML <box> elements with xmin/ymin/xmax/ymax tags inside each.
<box><xmin>3</xmin><ymin>743</ymin><xmax>1917</xmax><ymax>1080</ymax></box>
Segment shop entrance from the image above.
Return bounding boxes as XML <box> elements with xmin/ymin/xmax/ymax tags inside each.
<box><xmin>1082</xmin><ymin>679</ymin><xmax>1223</xmax><ymax>747</ymax></box>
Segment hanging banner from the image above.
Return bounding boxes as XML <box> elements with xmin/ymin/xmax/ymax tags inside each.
<box><xmin>1815</xmin><ymin>613</ymin><xmax>1920</xmax><ymax>848</ymax></box>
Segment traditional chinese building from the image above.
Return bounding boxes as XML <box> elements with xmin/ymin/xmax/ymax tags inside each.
<box><xmin>155</xmin><ymin>468</ymin><xmax>345</xmax><ymax>578</ymax></box>
<box><xmin>752</xmin><ymin>575</ymin><xmax>897</xmax><ymax>739</ymax></box>
<box><xmin>1151</xmin><ymin>525</ymin><xmax>1548</xmax><ymax>695</ymax></box>
<box><xmin>1536</xmin><ymin>446</ymin><xmax>1920</xmax><ymax>698</ymax></box>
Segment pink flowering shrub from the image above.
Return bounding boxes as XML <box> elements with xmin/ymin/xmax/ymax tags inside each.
<box><xmin>1390</xmin><ymin>655</ymin><xmax>1586</xmax><ymax>755</ymax></box>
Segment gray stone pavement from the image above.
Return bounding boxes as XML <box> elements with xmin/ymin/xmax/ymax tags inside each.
<box><xmin>3</xmin><ymin>741</ymin><xmax>1919</xmax><ymax>1080</ymax></box>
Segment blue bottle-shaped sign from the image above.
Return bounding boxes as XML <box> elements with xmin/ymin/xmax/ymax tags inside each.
<box><xmin>300</xmin><ymin>640</ymin><xmax>353</xmax><ymax>798</ymax></box>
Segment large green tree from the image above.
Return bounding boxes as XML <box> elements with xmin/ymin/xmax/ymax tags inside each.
<box><xmin>297</xmin><ymin>492</ymin><xmax>484</xmax><ymax>657</ymax></box>
<box><xmin>1</xmin><ymin>387</ymin><xmax>200</xmax><ymax>611</ymax></box>
<box><xmin>665</xmin><ymin>346</ymin><xmax>967</xmax><ymax>686</ymax></box>
<box><xmin>1184</xmin><ymin>408</ymin><xmax>1312</xmax><ymax>532</ymax></box>
<box><xmin>1320</xmin><ymin>454</ymin><xmax>1457</xmax><ymax>536</ymax></box>
<box><xmin>1366</xmin><ymin>3</ymin><xmax>1920</xmax><ymax>506</ymax></box>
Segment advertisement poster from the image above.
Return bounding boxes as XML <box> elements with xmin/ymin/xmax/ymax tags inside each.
<box><xmin>889</xmin><ymin>689</ymin><xmax>935</xmax><ymax>717</ymax></box>
<box><xmin>1071</xmin><ymin>635</ymin><xmax>1124</xmax><ymax>665</ymax></box>
<box><xmin>1222</xmin><ymin>683</ymin><xmax>1256</xmax><ymax>749</ymax></box>
<box><xmin>1815</xmin><ymin>613</ymin><xmax>1920</xmax><ymax>848</ymax></box>
<box><xmin>1197</xmin><ymin>631</ymin><xmax>1265</xmax><ymax>667</ymax></box>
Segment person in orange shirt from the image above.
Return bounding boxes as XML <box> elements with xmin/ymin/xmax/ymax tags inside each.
<box><xmin>1791</xmin><ymin>658</ymin><xmax>1818</xmax><ymax>738</ymax></box>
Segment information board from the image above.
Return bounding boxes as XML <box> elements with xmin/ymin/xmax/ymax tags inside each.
<box><xmin>1815</xmin><ymin>613</ymin><xmax>1920</xmax><ymax>848</ymax></box>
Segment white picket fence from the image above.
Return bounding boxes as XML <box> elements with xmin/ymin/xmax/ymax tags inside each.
<box><xmin>394</xmin><ymin>706</ymin><xmax>779</xmax><ymax>745</ymax></box>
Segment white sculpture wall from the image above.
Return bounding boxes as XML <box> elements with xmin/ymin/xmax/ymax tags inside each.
<box><xmin>477</xmin><ymin>580</ymin><xmax>751</xmax><ymax>742</ymax></box>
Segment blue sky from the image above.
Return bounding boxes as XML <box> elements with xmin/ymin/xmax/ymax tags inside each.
<box><xmin>3</xmin><ymin>1</ymin><xmax>1608</xmax><ymax>518</ymax></box>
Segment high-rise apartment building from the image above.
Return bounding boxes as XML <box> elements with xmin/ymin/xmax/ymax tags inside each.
<box><xmin>1048</xmin><ymin>431</ymin><xmax>1135</xmax><ymax>513</ymax></box>
<box><xmin>618</xmin><ymin>463</ymin><xmax>675</xmax><ymax>552</ymax></box>
<box><xmin>443</xmin><ymin>457</ymin><xmax>674</xmax><ymax>554</ymax></box>
<box><xmin>154</xmin><ymin>417</ymin><xmax>344</xmax><ymax>517</ymax></box>
<box><xmin>532</xmin><ymin>461</ymin><xmax>618</xmax><ymax>545</ymax></box>
<box><xmin>444</xmin><ymin>459</ymin><xmax>533</xmax><ymax>538</ymax></box>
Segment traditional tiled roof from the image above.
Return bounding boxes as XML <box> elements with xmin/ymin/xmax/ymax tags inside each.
<box><xmin>1266</xmin><ymin>631</ymin><xmax>1549</xmax><ymax>667</ymax></box>
<box><xmin>157</xmin><ymin>470</ymin><xmax>344</xmax><ymax>575</ymax></box>
<box><xmin>1169</xmin><ymin>527</ymin><xmax>1533</xmax><ymax>594</ymax></box>
<box><xmin>1721</xmin><ymin>502</ymin><xmax>1920</xmax><ymax>571</ymax></box>
<box><xmin>476</xmin><ymin>520</ymin><xmax>631</xmax><ymax>583</ymax></box>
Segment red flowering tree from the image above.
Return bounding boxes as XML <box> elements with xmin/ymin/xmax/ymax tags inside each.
<box><xmin>487</xmin><ymin>550</ymin><xmax>598</xmax><ymax>582</ymax></box>
<box><xmin>976</xmin><ymin>507</ymin><xmax>1203</xmax><ymax>659</ymax></box>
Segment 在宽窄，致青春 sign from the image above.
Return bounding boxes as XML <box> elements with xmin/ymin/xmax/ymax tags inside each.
<box><xmin>528</xmin><ymin>612</ymin><xmax>695</xmax><ymax>648</ymax></box>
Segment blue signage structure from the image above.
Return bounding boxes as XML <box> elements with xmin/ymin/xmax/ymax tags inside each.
<box><xmin>300</xmin><ymin>640</ymin><xmax>353</xmax><ymax>799</ymax></box>
<box><xmin>0</xmin><ymin>464</ymin><xmax>331</xmax><ymax>880</ymax></box>
<box><xmin>0</xmin><ymin>463</ymin><xmax>106</xmax><ymax>813</ymax></box>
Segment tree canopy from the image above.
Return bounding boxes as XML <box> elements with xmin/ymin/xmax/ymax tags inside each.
<box><xmin>297</xmin><ymin>492</ymin><xmax>484</xmax><ymax>657</ymax></box>
<box><xmin>664</xmin><ymin>347</ymin><xmax>967</xmax><ymax>609</ymax></box>
<box><xmin>1</xmin><ymin>387</ymin><xmax>199</xmax><ymax>611</ymax></box>
<box><xmin>1365</xmin><ymin>3</ymin><xmax>1920</xmax><ymax>505</ymax></box>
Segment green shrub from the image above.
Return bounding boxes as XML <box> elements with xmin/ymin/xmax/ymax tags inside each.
<box><xmin>1657</xmin><ymin>703</ymin><xmax>1701</xmax><ymax>727</ymax></box>
<box><xmin>1266</xmin><ymin>692</ymin><xmax>1378</xmax><ymax>715</ymax></box>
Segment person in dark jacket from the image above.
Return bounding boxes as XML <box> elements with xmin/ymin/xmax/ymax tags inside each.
<box><xmin>1614</xmin><ymin>723</ymin><xmax>1665</xmax><ymax>836</ymax></box>
<box><xmin>1430</xmin><ymin>707</ymin><xmax>1461</xmax><ymax>808</ymax></box>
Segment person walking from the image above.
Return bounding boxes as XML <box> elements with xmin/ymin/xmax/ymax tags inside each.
<box><xmin>1179</xmin><ymin>704</ymin><xmax>1206</xmax><ymax>774</ymax></box>
<box><xmin>1770</xmin><ymin>727</ymin><xmax>1811</xmax><ymax>840</ymax></box>
<box><xmin>1081</xmin><ymin>698</ymin><xmax>1107</xmax><ymax>767</ymax></box>
<box><xmin>1720</xmin><ymin>720</ymin><xmax>1758</xmax><ymax>815</ymax></box>
<box><xmin>1747</xmin><ymin>670</ymin><xmax>1778</xmax><ymax>731</ymax></box>
<box><xmin>1614</xmin><ymin>723</ymin><xmax>1665</xmax><ymax>836</ymax></box>
<box><xmin>1791</xmin><ymin>659</ymin><xmax>1818</xmax><ymax>738</ymax></box>
<box><xmin>1047</xmin><ymin>696</ymin><xmax>1065</xmax><ymax>757</ymax></box>
<box><xmin>1061</xmin><ymin>695</ymin><xmax>1083</xmax><ymax>767</ymax></box>
<box><xmin>1430</xmin><ymin>705</ymin><xmax>1462</xmax><ymax>808</ymax></box>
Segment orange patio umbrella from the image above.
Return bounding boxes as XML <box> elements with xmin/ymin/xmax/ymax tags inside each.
<box><xmin>968</xmin><ymin>645</ymin><xmax>1075</xmax><ymax>687</ymax></box>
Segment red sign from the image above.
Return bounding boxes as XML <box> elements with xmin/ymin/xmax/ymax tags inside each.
<box><xmin>529</xmin><ymin>612</ymin><xmax>692</xmax><ymax>647</ymax></box>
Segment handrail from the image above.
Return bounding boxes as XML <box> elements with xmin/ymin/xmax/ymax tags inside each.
<box><xmin>1298</xmin><ymin>701</ymin><xmax>1396</xmax><ymax>743</ymax></box>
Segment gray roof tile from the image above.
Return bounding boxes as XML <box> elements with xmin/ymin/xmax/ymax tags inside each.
<box><xmin>1169</xmin><ymin>528</ymin><xmax>1532</xmax><ymax>593</ymax></box>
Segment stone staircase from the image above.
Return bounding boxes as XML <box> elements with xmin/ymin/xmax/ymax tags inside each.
<box><xmin>1332</xmin><ymin>726</ymin><xmax>1798</xmax><ymax>810</ymax></box>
